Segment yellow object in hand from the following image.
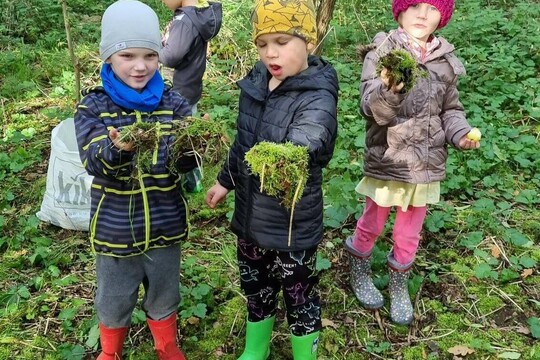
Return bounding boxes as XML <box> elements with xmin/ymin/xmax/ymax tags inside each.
<box><xmin>467</xmin><ymin>128</ymin><xmax>482</xmax><ymax>141</ymax></box>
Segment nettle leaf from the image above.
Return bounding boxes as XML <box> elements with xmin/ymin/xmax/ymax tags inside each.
<box><xmin>504</xmin><ymin>229</ymin><xmax>530</xmax><ymax>247</ymax></box>
<box><xmin>472</xmin><ymin>198</ymin><xmax>496</xmax><ymax>212</ymax></box>
<box><xmin>59</xmin><ymin>344</ymin><xmax>85</xmax><ymax>360</ymax></box>
<box><xmin>316</xmin><ymin>253</ymin><xmax>332</xmax><ymax>271</ymax></box>
<box><xmin>499</xmin><ymin>269</ymin><xmax>520</xmax><ymax>283</ymax></box>
<box><xmin>515</xmin><ymin>189</ymin><xmax>538</xmax><ymax>205</ymax></box>
<box><xmin>528</xmin><ymin>317</ymin><xmax>540</xmax><ymax>339</ymax></box>
<box><xmin>58</xmin><ymin>307</ymin><xmax>78</xmax><ymax>321</ymax></box>
<box><xmin>496</xmin><ymin>201</ymin><xmax>512</xmax><ymax>211</ymax></box>
<box><xmin>408</xmin><ymin>275</ymin><xmax>423</xmax><ymax>296</ymax></box>
<box><xmin>514</xmin><ymin>155</ymin><xmax>532</xmax><ymax>168</ymax></box>
<box><xmin>474</xmin><ymin>263</ymin><xmax>498</xmax><ymax>280</ymax></box>
<box><xmin>17</xmin><ymin>286</ymin><xmax>31</xmax><ymax>300</ymax></box>
<box><xmin>132</xmin><ymin>309</ymin><xmax>146</xmax><ymax>324</ymax></box>
<box><xmin>459</xmin><ymin>231</ymin><xmax>484</xmax><ymax>249</ymax></box>
<box><xmin>191</xmin><ymin>284</ymin><xmax>211</xmax><ymax>300</ymax></box>
<box><xmin>519</xmin><ymin>256</ymin><xmax>537</xmax><ymax>268</ymax></box>
<box><xmin>424</xmin><ymin>210</ymin><xmax>452</xmax><ymax>232</ymax></box>
<box><xmin>466</xmin><ymin>158</ymin><xmax>483</xmax><ymax>171</ymax></box>
<box><xmin>85</xmin><ymin>323</ymin><xmax>99</xmax><ymax>349</ymax></box>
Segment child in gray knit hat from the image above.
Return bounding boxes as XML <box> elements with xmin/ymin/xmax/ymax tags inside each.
<box><xmin>74</xmin><ymin>1</ymin><xmax>196</xmax><ymax>359</ymax></box>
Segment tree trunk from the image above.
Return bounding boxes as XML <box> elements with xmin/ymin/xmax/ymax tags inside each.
<box><xmin>61</xmin><ymin>0</ymin><xmax>81</xmax><ymax>102</ymax></box>
<box><xmin>314</xmin><ymin>0</ymin><xmax>337</xmax><ymax>56</ymax></box>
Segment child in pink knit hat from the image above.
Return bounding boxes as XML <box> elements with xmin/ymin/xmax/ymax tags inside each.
<box><xmin>345</xmin><ymin>0</ymin><xmax>480</xmax><ymax>326</ymax></box>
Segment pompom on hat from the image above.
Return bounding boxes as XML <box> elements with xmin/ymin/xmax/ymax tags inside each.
<box><xmin>251</xmin><ymin>0</ymin><xmax>317</xmax><ymax>44</ymax></box>
<box><xmin>392</xmin><ymin>0</ymin><xmax>455</xmax><ymax>29</ymax></box>
<box><xmin>99</xmin><ymin>0</ymin><xmax>162</xmax><ymax>61</ymax></box>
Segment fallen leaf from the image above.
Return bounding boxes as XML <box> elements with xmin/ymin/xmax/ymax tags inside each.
<box><xmin>521</xmin><ymin>269</ymin><xmax>533</xmax><ymax>279</ymax></box>
<box><xmin>322</xmin><ymin>318</ymin><xmax>339</xmax><ymax>329</ymax></box>
<box><xmin>448</xmin><ymin>345</ymin><xmax>475</xmax><ymax>356</ymax></box>
<box><xmin>187</xmin><ymin>316</ymin><xmax>200</xmax><ymax>325</ymax></box>
<box><xmin>516</xmin><ymin>326</ymin><xmax>530</xmax><ymax>335</ymax></box>
<box><xmin>491</xmin><ymin>245</ymin><xmax>501</xmax><ymax>258</ymax></box>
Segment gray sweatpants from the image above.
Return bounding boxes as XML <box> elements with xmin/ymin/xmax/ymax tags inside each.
<box><xmin>95</xmin><ymin>245</ymin><xmax>181</xmax><ymax>328</ymax></box>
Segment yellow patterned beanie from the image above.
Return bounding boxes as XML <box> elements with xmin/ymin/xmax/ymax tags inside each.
<box><xmin>251</xmin><ymin>0</ymin><xmax>318</xmax><ymax>44</ymax></box>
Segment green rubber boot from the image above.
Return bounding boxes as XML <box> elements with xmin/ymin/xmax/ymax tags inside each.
<box><xmin>291</xmin><ymin>331</ymin><xmax>320</xmax><ymax>360</ymax></box>
<box><xmin>238</xmin><ymin>316</ymin><xmax>275</xmax><ymax>360</ymax></box>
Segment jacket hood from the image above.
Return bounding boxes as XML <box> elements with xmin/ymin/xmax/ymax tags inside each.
<box><xmin>239</xmin><ymin>55</ymin><xmax>339</xmax><ymax>102</ymax></box>
<box><xmin>365</xmin><ymin>31</ymin><xmax>463</xmax><ymax>75</ymax></box>
<box><xmin>178</xmin><ymin>1</ymin><xmax>222</xmax><ymax>41</ymax></box>
<box><xmin>371</xmin><ymin>31</ymin><xmax>456</xmax><ymax>60</ymax></box>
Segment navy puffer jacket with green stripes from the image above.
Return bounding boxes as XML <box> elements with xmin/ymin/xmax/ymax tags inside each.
<box><xmin>74</xmin><ymin>85</ymin><xmax>196</xmax><ymax>256</ymax></box>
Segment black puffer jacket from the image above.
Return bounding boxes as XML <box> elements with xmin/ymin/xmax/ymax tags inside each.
<box><xmin>217</xmin><ymin>56</ymin><xmax>339</xmax><ymax>251</ymax></box>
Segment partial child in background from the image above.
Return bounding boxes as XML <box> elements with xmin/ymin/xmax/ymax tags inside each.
<box><xmin>205</xmin><ymin>0</ymin><xmax>338</xmax><ymax>358</ymax></box>
<box><xmin>74</xmin><ymin>1</ymin><xmax>198</xmax><ymax>358</ymax></box>
<box><xmin>160</xmin><ymin>0</ymin><xmax>223</xmax><ymax>192</ymax></box>
<box><xmin>345</xmin><ymin>0</ymin><xmax>480</xmax><ymax>326</ymax></box>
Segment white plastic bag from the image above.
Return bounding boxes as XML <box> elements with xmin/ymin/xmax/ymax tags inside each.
<box><xmin>36</xmin><ymin>118</ymin><xmax>93</xmax><ymax>231</ymax></box>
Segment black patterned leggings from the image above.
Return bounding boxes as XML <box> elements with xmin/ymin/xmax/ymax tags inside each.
<box><xmin>237</xmin><ymin>238</ymin><xmax>322</xmax><ymax>336</ymax></box>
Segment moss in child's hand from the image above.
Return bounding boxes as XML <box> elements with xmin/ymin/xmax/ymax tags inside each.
<box><xmin>377</xmin><ymin>49</ymin><xmax>427</xmax><ymax>93</ymax></box>
<box><xmin>119</xmin><ymin>122</ymin><xmax>162</xmax><ymax>180</ymax></box>
<box><xmin>169</xmin><ymin>116</ymin><xmax>229</xmax><ymax>175</ymax></box>
<box><xmin>244</xmin><ymin>141</ymin><xmax>309</xmax><ymax>209</ymax></box>
<box><xmin>119</xmin><ymin>117</ymin><xmax>229</xmax><ymax>181</ymax></box>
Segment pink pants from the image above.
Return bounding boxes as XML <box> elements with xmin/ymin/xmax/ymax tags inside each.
<box><xmin>352</xmin><ymin>197</ymin><xmax>427</xmax><ymax>265</ymax></box>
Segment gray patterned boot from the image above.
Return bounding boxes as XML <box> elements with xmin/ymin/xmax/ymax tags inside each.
<box><xmin>387</xmin><ymin>253</ymin><xmax>414</xmax><ymax>325</ymax></box>
<box><xmin>344</xmin><ymin>236</ymin><xmax>384</xmax><ymax>309</ymax></box>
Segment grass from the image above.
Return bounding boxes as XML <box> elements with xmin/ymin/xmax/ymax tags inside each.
<box><xmin>0</xmin><ymin>0</ymin><xmax>539</xmax><ymax>359</ymax></box>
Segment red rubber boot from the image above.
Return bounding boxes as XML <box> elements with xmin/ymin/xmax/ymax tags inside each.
<box><xmin>147</xmin><ymin>313</ymin><xmax>186</xmax><ymax>360</ymax></box>
<box><xmin>96</xmin><ymin>323</ymin><xmax>128</xmax><ymax>360</ymax></box>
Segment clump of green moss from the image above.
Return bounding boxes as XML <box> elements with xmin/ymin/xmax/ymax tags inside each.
<box><xmin>119</xmin><ymin>121</ymin><xmax>161</xmax><ymax>180</ymax></box>
<box><xmin>377</xmin><ymin>49</ymin><xmax>427</xmax><ymax>93</ymax></box>
<box><xmin>169</xmin><ymin>116</ymin><xmax>229</xmax><ymax>175</ymax></box>
<box><xmin>244</xmin><ymin>141</ymin><xmax>309</xmax><ymax>209</ymax></box>
<box><xmin>245</xmin><ymin>142</ymin><xmax>309</xmax><ymax>246</ymax></box>
<box><xmin>118</xmin><ymin>117</ymin><xmax>228</xmax><ymax>181</ymax></box>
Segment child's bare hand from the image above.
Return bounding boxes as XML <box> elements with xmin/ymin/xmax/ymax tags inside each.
<box><xmin>109</xmin><ymin>128</ymin><xmax>135</xmax><ymax>152</ymax></box>
<box><xmin>381</xmin><ymin>68</ymin><xmax>404</xmax><ymax>93</ymax></box>
<box><xmin>458</xmin><ymin>135</ymin><xmax>480</xmax><ymax>150</ymax></box>
<box><xmin>206</xmin><ymin>182</ymin><xmax>229</xmax><ymax>209</ymax></box>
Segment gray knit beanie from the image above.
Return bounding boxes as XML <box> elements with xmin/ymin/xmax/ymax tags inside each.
<box><xmin>99</xmin><ymin>0</ymin><xmax>162</xmax><ymax>61</ymax></box>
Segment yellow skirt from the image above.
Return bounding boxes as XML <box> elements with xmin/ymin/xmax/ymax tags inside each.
<box><xmin>356</xmin><ymin>176</ymin><xmax>440</xmax><ymax>211</ymax></box>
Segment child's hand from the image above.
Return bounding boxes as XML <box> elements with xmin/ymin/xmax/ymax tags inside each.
<box><xmin>109</xmin><ymin>128</ymin><xmax>135</xmax><ymax>152</ymax></box>
<box><xmin>458</xmin><ymin>134</ymin><xmax>481</xmax><ymax>150</ymax></box>
<box><xmin>206</xmin><ymin>181</ymin><xmax>229</xmax><ymax>209</ymax></box>
<box><xmin>381</xmin><ymin>68</ymin><xmax>404</xmax><ymax>93</ymax></box>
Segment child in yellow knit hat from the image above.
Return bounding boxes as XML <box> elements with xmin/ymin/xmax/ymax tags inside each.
<box><xmin>206</xmin><ymin>0</ymin><xmax>338</xmax><ymax>359</ymax></box>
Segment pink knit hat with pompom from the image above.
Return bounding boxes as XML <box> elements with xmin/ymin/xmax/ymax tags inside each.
<box><xmin>392</xmin><ymin>0</ymin><xmax>454</xmax><ymax>29</ymax></box>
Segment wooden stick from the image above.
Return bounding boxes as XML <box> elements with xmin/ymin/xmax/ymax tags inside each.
<box><xmin>60</xmin><ymin>0</ymin><xmax>81</xmax><ymax>102</ymax></box>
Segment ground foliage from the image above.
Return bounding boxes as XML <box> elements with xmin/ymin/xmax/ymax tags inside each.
<box><xmin>0</xmin><ymin>0</ymin><xmax>539</xmax><ymax>359</ymax></box>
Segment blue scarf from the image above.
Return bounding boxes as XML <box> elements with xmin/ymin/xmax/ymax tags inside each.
<box><xmin>100</xmin><ymin>63</ymin><xmax>164</xmax><ymax>112</ymax></box>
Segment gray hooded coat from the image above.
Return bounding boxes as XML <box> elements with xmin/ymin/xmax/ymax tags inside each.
<box><xmin>360</xmin><ymin>31</ymin><xmax>471</xmax><ymax>184</ymax></box>
<box><xmin>159</xmin><ymin>2</ymin><xmax>222</xmax><ymax>105</ymax></box>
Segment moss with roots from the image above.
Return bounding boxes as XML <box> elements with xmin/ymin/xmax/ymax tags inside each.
<box><xmin>118</xmin><ymin>117</ymin><xmax>229</xmax><ymax>181</ymax></box>
<box><xmin>244</xmin><ymin>141</ymin><xmax>309</xmax><ymax>209</ymax></box>
<box><xmin>377</xmin><ymin>49</ymin><xmax>427</xmax><ymax>93</ymax></box>
<box><xmin>245</xmin><ymin>142</ymin><xmax>309</xmax><ymax>246</ymax></box>
<box><xmin>118</xmin><ymin>121</ymin><xmax>161</xmax><ymax>181</ymax></box>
